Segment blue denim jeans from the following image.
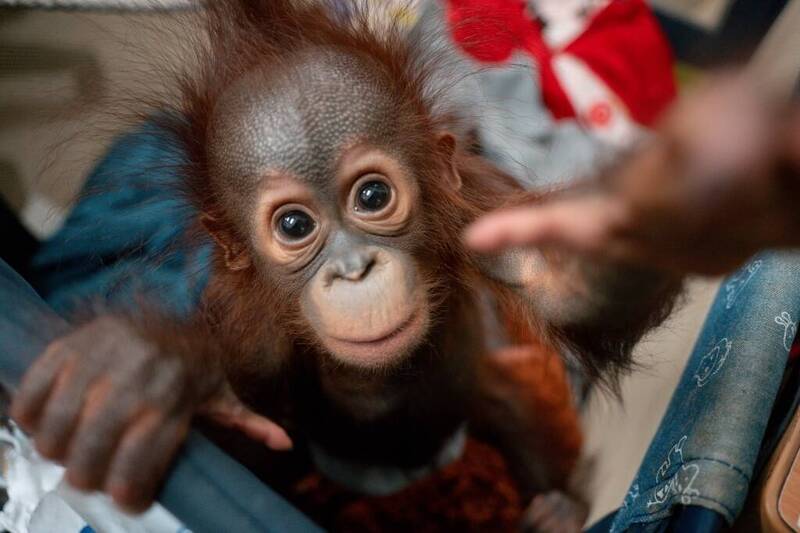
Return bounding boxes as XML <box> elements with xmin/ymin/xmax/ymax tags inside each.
<box><xmin>608</xmin><ymin>252</ymin><xmax>800</xmax><ymax>531</ymax></box>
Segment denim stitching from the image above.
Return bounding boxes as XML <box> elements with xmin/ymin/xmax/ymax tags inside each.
<box><xmin>632</xmin><ymin>456</ymin><xmax>750</xmax><ymax>497</ymax></box>
<box><xmin>683</xmin><ymin>456</ymin><xmax>750</xmax><ymax>482</ymax></box>
<box><xmin>623</xmin><ymin>494</ymin><xmax>736</xmax><ymax>524</ymax></box>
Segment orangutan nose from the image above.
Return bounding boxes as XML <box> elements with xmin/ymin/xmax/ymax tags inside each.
<box><xmin>325</xmin><ymin>247</ymin><xmax>378</xmax><ymax>283</ymax></box>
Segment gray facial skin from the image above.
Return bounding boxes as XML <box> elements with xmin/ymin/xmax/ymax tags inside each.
<box><xmin>208</xmin><ymin>48</ymin><xmax>398</xmax><ymax>203</ymax></box>
<box><xmin>207</xmin><ymin>48</ymin><xmax>430</xmax><ymax>373</ymax></box>
<box><xmin>207</xmin><ymin>47</ymin><xmax>423</xmax><ymax>284</ymax></box>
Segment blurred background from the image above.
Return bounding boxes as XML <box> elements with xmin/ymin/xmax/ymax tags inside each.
<box><xmin>0</xmin><ymin>0</ymin><xmax>799</xmax><ymax>525</ymax></box>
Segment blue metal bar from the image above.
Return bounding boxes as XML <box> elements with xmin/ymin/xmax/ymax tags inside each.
<box><xmin>0</xmin><ymin>259</ymin><xmax>322</xmax><ymax>533</ymax></box>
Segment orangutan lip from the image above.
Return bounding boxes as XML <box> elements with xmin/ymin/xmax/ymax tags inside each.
<box><xmin>330</xmin><ymin>311</ymin><xmax>418</xmax><ymax>345</ymax></box>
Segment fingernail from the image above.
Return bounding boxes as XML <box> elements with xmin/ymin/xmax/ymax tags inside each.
<box><xmin>9</xmin><ymin>405</ymin><xmax>30</xmax><ymax>428</ymax></box>
<box><xmin>109</xmin><ymin>483</ymin><xmax>149</xmax><ymax>514</ymax></box>
<box><xmin>268</xmin><ymin>430</ymin><xmax>293</xmax><ymax>451</ymax></box>
<box><xmin>463</xmin><ymin>224</ymin><xmax>487</xmax><ymax>247</ymax></box>
<box><xmin>65</xmin><ymin>468</ymin><xmax>97</xmax><ymax>491</ymax></box>
<box><xmin>34</xmin><ymin>438</ymin><xmax>61</xmax><ymax>460</ymax></box>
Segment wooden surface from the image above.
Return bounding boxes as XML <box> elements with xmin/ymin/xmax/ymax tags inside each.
<box><xmin>762</xmin><ymin>409</ymin><xmax>800</xmax><ymax>532</ymax></box>
<box><xmin>779</xmin><ymin>445</ymin><xmax>800</xmax><ymax>530</ymax></box>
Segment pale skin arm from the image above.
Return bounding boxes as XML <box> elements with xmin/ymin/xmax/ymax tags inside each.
<box><xmin>465</xmin><ymin>77</ymin><xmax>800</xmax><ymax>276</ymax></box>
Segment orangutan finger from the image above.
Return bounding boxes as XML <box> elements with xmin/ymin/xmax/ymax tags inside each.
<box><xmin>11</xmin><ymin>340</ymin><xmax>72</xmax><ymax>431</ymax></box>
<box><xmin>106</xmin><ymin>411</ymin><xmax>190</xmax><ymax>513</ymax></box>
<box><xmin>64</xmin><ymin>378</ymin><xmax>136</xmax><ymax>491</ymax></box>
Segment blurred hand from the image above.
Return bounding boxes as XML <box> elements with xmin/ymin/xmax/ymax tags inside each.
<box><xmin>465</xmin><ymin>77</ymin><xmax>800</xmax><ymax>275</ymax></box>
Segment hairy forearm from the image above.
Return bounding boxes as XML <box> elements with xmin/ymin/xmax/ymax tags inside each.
<box><xmin>122</xmin><ymin>311</ymin><xmax>229</xmax><ymax>403</ymax></box>
<box><xmin>548</xmin><ymin>261</ymin><xmax>682</xmax><ymax>382</ymax></box>
<box><xmin>545</xmin><ymin>256</ymin><xmax>681</xmax><ymax>328</ymax></box>
<box><xmin>482</xmin><ymin>248</ymin><xmax>682</xmax><ymax>380</ymax></box>
<box><xmin>483</xmin><ymin>244</ymin><xmax>680</xmax><ymax>321</ymax></box>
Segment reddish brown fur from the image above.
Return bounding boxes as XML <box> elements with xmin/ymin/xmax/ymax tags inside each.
<box><xmin>11</xmin><ymin>2</ymin><xmax>682</xmax><ymax>527</ymax></box>
<box><xmin>152</xmin><ymin>0</ymin><xmax>580</xmax><ymax>452</ymax></box>
<box><xmin>157</xmin><ymin>0</ymin><xmax>557</xmax><ymax>380</ymax></box>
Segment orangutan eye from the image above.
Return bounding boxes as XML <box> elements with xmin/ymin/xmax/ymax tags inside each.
<box><xmin>278</xmin><ymin>210</ymin><xmax>315</xmax><ymax>240</ymax></box>
<box><xmin>356</xmin><ymin>180</ymin><xmax>391</xmax><ymax>212</ymax></box>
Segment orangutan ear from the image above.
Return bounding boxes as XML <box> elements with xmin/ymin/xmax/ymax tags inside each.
<box><xmin>201</xmin><ymin>214</ymin><xmax>251</xmax><ymax>271</ymax></box>
<box><xmin>437</xmin><ymin>132</ymin><xmax>462</xmax><ymax>191</ymax></box>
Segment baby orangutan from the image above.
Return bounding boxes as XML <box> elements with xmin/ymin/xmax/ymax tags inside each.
<box><xmin>10</xmin><ymin>1</ymin><xmax>680</xmax><ymax>531</ymax></box>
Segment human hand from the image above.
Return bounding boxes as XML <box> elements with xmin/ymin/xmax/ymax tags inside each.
<box><xmin>465</xmin><ymin>77</ymin><xmax>800</xmax><ymax>275</ymax></box>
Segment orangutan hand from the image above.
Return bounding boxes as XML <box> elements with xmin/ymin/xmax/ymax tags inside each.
<box><xmin>466</xmin><ymin>77</ymin><xmax>800</xmax><ymax>275</ymax></box>
<box><xmin>10</xmin><ymin>315</ymin><xmax>291</xmax><ymax>513</ymax></box>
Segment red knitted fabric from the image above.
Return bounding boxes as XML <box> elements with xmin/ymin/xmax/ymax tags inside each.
<box><xmin>446</xmin><ymin>0</ymin><xmax>676</xmax><ymax>125</ymax></box>
<box><xmin>288</xmin><ymin>342</ymin><xmax>582</xmax><ymax>531</ymax></box>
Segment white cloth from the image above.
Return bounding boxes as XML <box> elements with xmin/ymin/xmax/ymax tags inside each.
<box><xmin>0</xmin><ymin>422</ymin><xmax>188</xmax><ymax>533</ymax></box>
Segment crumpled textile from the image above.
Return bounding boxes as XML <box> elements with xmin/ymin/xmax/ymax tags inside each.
<box><xmin>411</xmin><ymin>0</ymin><xmax>676</xmax><ymax>187</ymax></box>
<box><xmin>444</xmin><ymin>0</ymin><xmax>676</xmax><ymax>128</ymax></box>
<box><xmin>0</xmin><ymin>421</ymin><xmax>188</xmax><ymax>533</ymax></box>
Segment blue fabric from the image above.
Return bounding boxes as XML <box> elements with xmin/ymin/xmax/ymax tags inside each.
<box><xmin>587</xmin><ymin>511</ymin><xmax>618</xmax><ymax>533</ymax></box>
<box><xmin>608</xmin><ymin>253</ymin><xmax>800</xmax><ymax>531</ymax></box>
<box><xmin>587</xmin><ymin>506</ymin><xmax>726</xmax><ymax>533</ymax></box>
<box><xmin>0</xmin><ymin>260</ymin><xmax>71</xmax><ymax>388</ymax></box>
<box><xmin>31</xmin><ymin>122</ymin><xmax>211</xmax><ymax>317</ymax></box>
<box><xmin>668</xmin><ymin>506</ymin><xmax>727</xmax><ymax>532</ymax></box>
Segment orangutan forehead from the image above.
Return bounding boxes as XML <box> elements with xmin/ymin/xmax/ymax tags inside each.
<box><xmin>207</xmin><ymin>49</ymin><xmax>398</xmax><ymax>192</ymax></box>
